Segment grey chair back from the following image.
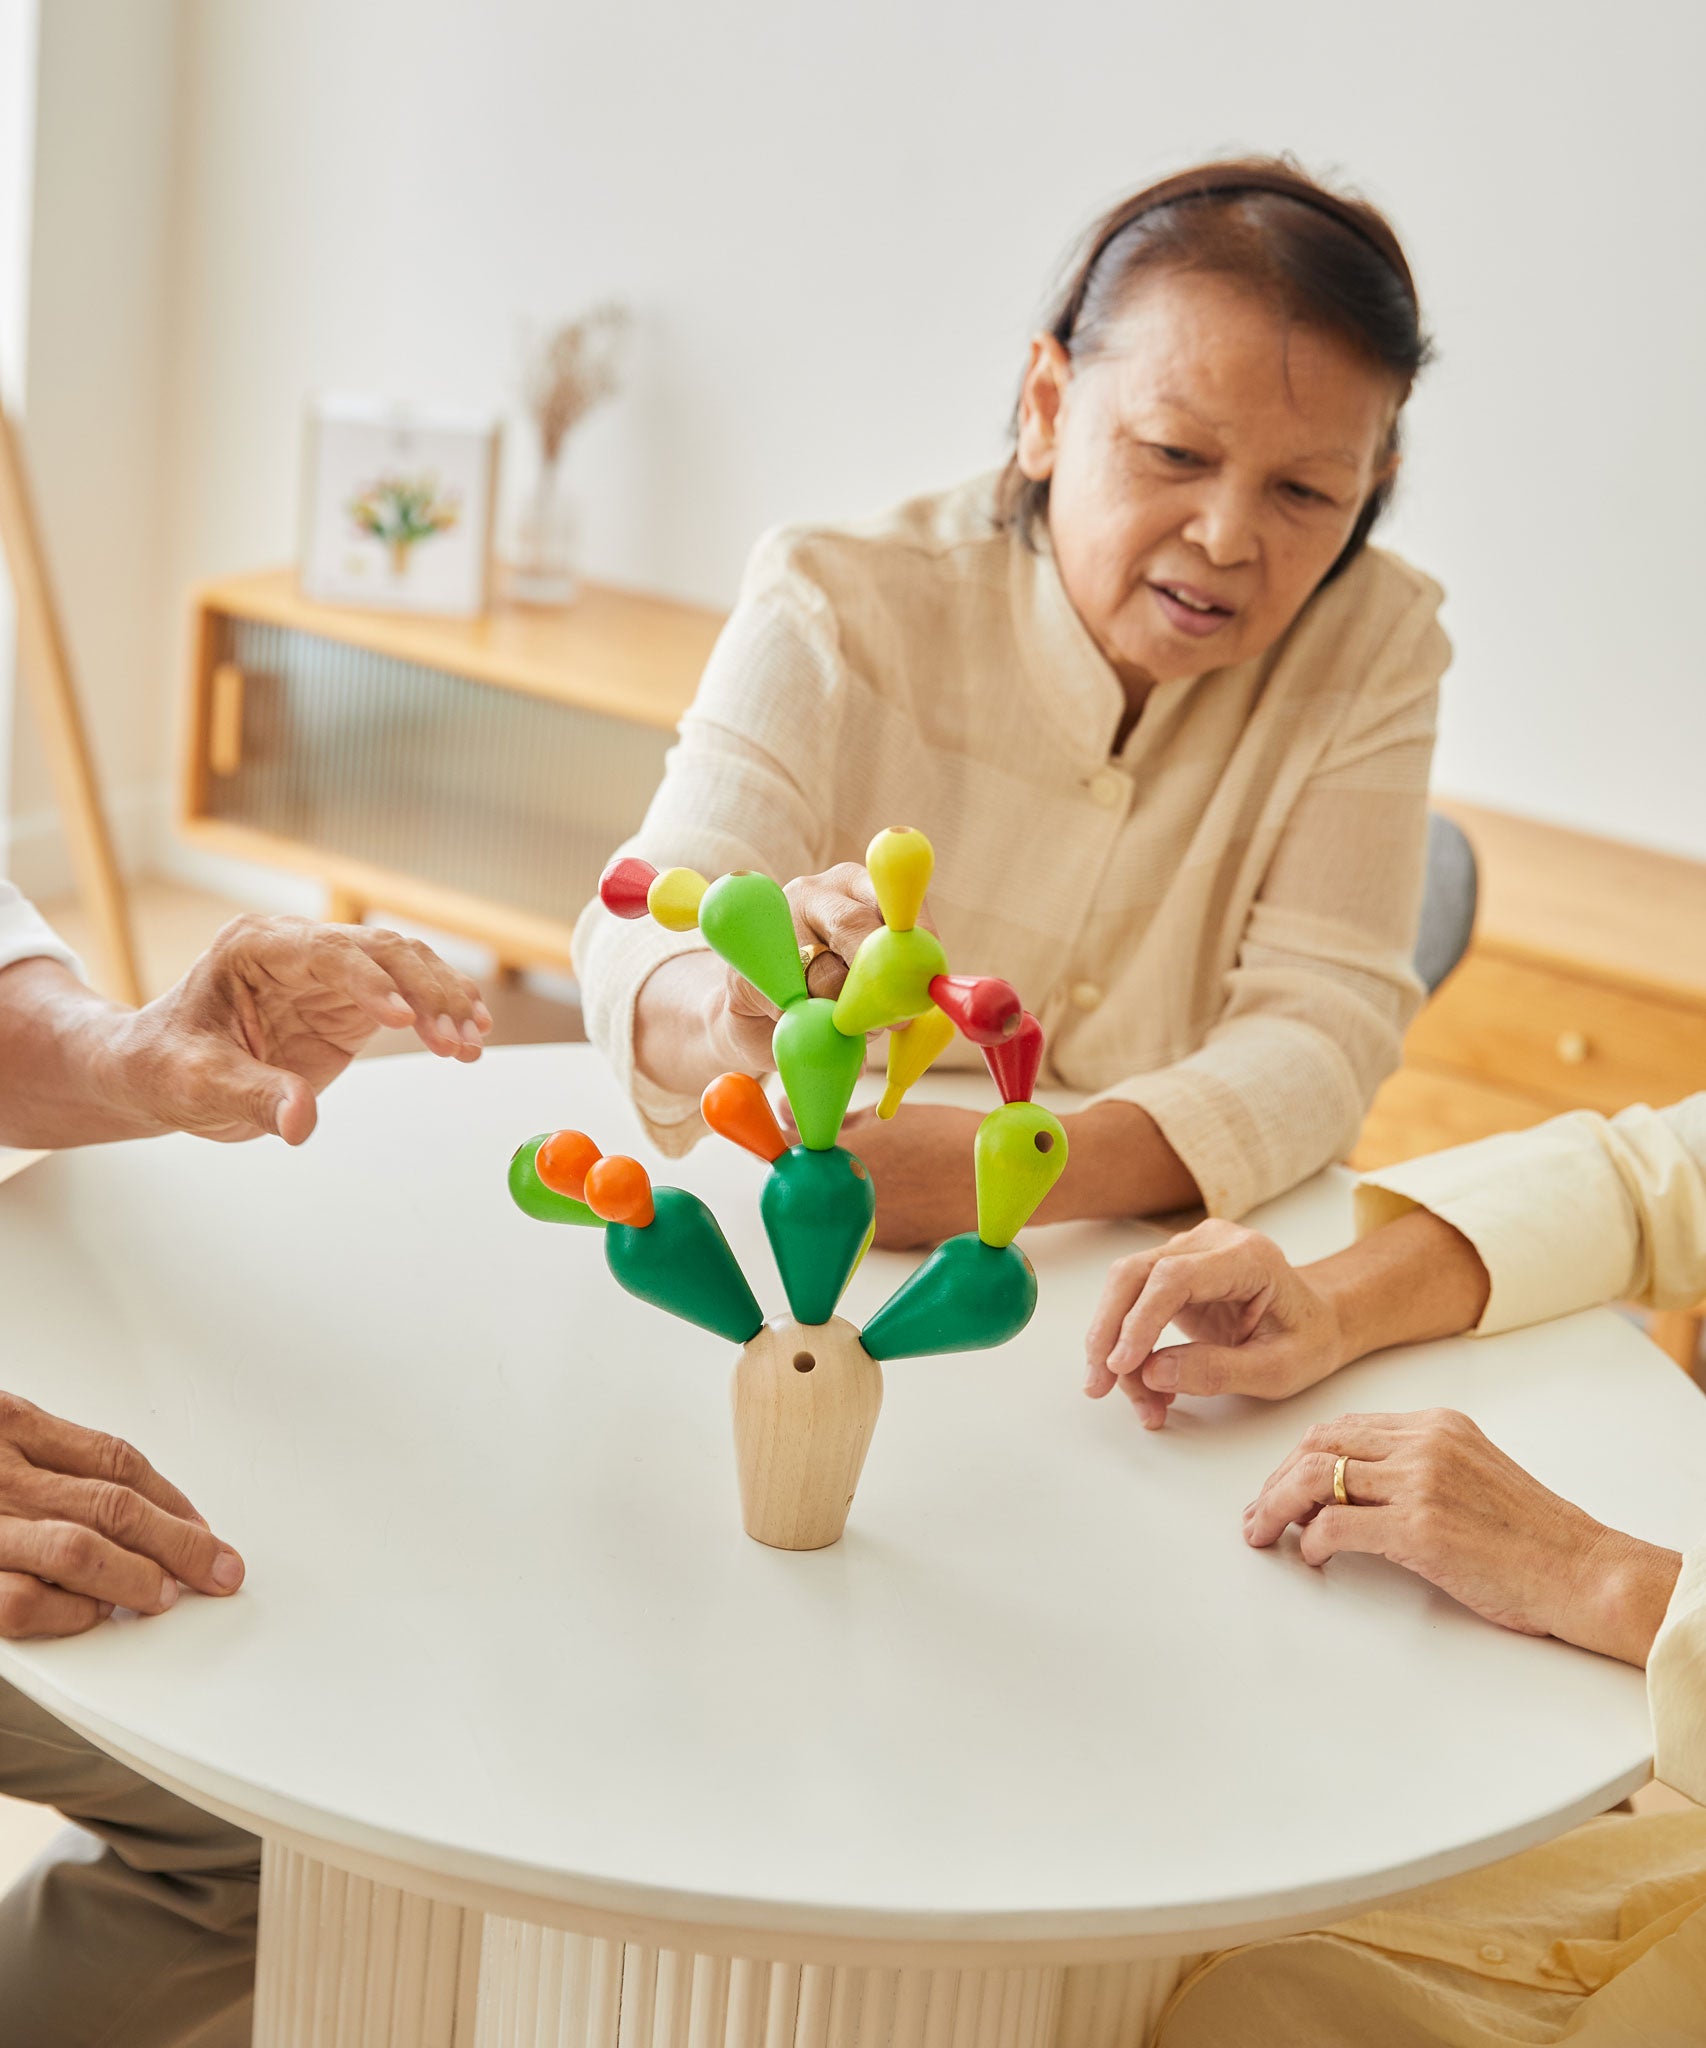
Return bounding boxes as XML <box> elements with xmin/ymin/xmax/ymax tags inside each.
<box><xmin>1415</xmin><ymin>810</ymin><xmax>1478</xmax><ymax>994</ymax></box>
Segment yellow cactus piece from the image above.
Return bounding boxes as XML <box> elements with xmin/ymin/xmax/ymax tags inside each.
<box><xmin>866</xmin><ymin>827</ymin><xmax>934</xmax><ymax>934</ymax></box>
<box><xmin>648</xmin><ymin>865</ymin><xmax>708</xmax><ymax>932</ymax></box>
<box><xmin>877</xmin><ymin>1003</ymin><xmax>957</xmax><ymax>1119</ymax></box>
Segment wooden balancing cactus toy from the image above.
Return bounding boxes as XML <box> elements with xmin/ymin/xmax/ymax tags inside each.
<box><xmin>508</xmin><ymin>828</ymin><xmax>1066</xmax><ymax>1552</ymax></box>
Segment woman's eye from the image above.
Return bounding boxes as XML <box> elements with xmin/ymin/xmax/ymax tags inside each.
<box><xmin>1150</xmin><ymin>444</ymin><xmax>1203</xmax><ymax>468</ymax></box>
<box><xmin>1283</xmin><ymin>481</ymin><xmax>1331</xmax><ymax>506</ymax></box>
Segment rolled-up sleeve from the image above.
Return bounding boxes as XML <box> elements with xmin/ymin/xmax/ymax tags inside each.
<box><xmin>573</xmin><ymin>535</ymin><xmax>845</xmax><ymax>1155</ymax></box>
<box><xmin>0</xmin><ymin>882</ymin><xmax>82</xmax><ymax>979</ymax></box>
<box><xmin>1354</xmin><ymin>1096</ymin><xmax>1706</xmax><ymax>1335</ymax></box>
<box><xmin>1096</xmin><ymin>594</ymin><xmax>1447</xmax><ymax>1218</ymax></box>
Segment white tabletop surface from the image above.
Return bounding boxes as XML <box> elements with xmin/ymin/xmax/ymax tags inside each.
<box><xmin>2</xmin><ymin>1044</ymin><xmax>1703</xmax><ymax>1954</ymax></box>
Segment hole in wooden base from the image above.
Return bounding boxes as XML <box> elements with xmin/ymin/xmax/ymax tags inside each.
<box><xmin>793</xmin><ymin>1351</ymin><xmax>816</xmax><ymax>1372</ymax></box>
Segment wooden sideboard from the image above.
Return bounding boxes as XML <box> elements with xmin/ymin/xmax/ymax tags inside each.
<box><xmin>178</xmin><ymin>569</ymin><xmax>724</xmax><ymax>971</ymax></box>
<box><xmin>1353</xmin><ymin>799</ymin><xmax>1706</xmax><ymax>1367</ymax></box>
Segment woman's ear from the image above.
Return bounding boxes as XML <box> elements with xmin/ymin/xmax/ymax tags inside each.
<box><xmin>1015</xmin><ymin>335</ymin><xmax>1072</xmax><ymax>482</ymax></box>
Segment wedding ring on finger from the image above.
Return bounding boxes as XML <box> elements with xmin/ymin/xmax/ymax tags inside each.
<box><xmin>1332</xmin><ymin>1453</ymin><xmax>1350</xmax><ymax>1507</ymax></box>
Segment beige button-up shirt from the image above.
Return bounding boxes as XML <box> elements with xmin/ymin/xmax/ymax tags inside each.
<box><xmin>574</xmin><ymin>473</ymin><xmax>1449</xmax><ymax>1217</ymax></box>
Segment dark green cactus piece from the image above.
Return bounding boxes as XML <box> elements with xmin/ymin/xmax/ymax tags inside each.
<box><xmin>761</xmin><ymin>1144</ymin><xmax>876</xmax><ymax>1326</ymax></box>
<box><xmin>859</xmin><ymin>1233</ymin><xmax>1038</xmax><ymax>1362</ymax></box>
<box><xmin>604</xmin><ymin>1185</ymin><xmax>764</xmax><ymax>1344</ymax></box>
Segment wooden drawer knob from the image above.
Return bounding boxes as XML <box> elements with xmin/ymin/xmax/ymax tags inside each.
<box><xmin>1555</xmin><ymin>1029</ymin><xmax>1590</xmax><ymax>1066</ymax></box>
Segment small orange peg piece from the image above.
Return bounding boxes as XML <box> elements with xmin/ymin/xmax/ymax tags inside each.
<box><xmin>702</xmin><ymin>1073</ymin><xmax>787</xmax><ymax>1163</ymax></box>
<box><xmin>583</xmin><ymin>1154</ymin><xmax>655</xmax><ymax>1228</ymax></box>
<box><xmin>535</xmin><ymin>1129</ymin><xmax>603</xmax><ymax>1201</ymax></box>
<box><xmin>983</xmin><ymin>1012</ymin><xmax>1045</xmax><ymax>1104</ymax></box>
<box><xmin>929</xmin><ymin>974</ymin><xmax>1022</xmax><ymax>1045</ymax></box>
<box><xmin>600</xmin><ymin>856</ymin><xmax>658</xmax><ymax>919</ymax></box>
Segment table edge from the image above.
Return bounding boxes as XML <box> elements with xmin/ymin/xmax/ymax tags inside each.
<box><xmin>0</xmin><ymin>1652</ymin><xmax>1649</xmax><ymax>1962</ymax></box>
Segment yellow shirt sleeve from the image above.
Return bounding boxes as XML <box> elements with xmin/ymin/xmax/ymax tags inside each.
<box><xmin>1353</xmin><ymin>1095</ymin><xmax>1706</xmax><ymax>1335</ymax></box>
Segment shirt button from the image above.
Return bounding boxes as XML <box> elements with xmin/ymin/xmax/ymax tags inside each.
<box><xmin>1088</xmin><ymin>770</ymin><xmax>1126</xmax><ymax>808</ymax></box>
<box><xmin>1478</xmin><ymin>1943</ymin><xmax>1505</xmax><ymax>1965</ymax></box>
<box><xmin>1071</xmin><ymin>981</ymin><xmax>1104</xmax><ymax>1011</ymax></box>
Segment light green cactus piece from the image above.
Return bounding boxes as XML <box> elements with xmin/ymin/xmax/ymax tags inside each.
<box><xmin>698</xmin><ymin>871</ymin><xmax>808</xmax><ymax>1011</ymax></box>
<box><xmin>975</xmin><ymin>1101</ymin><xmax>1069</xmax><ymax>1248</ymax></box>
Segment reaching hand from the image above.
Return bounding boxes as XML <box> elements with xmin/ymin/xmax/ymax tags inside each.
<box><xmin>0</xmin><ymin>1391</ymin><xmax>244</xmax><ymax>1639</ymax></box>
<box><xmin>105</xmin><ymin>915</ymin><xmax>492</xmax><ymax>1145</ymax></box>
<box><xmin>1084</xmin><ymin>1219</ymin><xmax>1347</xmax><ymax>1428</ymax></box>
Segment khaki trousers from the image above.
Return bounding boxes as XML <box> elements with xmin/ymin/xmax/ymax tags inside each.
<box><xmin>0</xmin><ymin>1676</ymin><xmax>258</xmax><ymax>2047</ymax></box>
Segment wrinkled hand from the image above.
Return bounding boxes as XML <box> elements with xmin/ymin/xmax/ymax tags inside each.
<box><xmin>716</xmin><ymin>863</ymin><xmax>884</xmax><ymax>1067</ymax></box>
<box><xmin>0</xmin><ymin>1391</ymin><xmax>244</xmax><ymax>1639</ymax></box>
<box><xmin>809</xmin><ymin>1102</ymin><xmax>980</xmax><ymax>1250</ymax></box>
<box><xmin>1244</xmin><ymin>1407</ymin><xmax>1680</xmax><ymax>1665</ymax></box>
<box><xmin>106</xmin><ymin>915</ymin><xmax>491</xmax><ymax>1145</ymax></box>
<box><xmin>1084</xmin><ymin>1220</ymin><xmax>1346</xmax><ymax>1428</ymax></box>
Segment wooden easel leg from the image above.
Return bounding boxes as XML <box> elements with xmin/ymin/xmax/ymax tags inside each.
<box><xmin>0</xmin><ymin>396</ymin><xmax>142</xmax><ymax>1005</ymax></box>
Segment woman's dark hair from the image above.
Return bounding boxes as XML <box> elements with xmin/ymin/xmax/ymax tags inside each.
<box><xmin>999</xmin><ymin>157</ymin><xmax>1433</xmax><ymax>585</ymax></box>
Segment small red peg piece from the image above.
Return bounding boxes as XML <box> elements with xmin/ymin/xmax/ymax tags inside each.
<box><xmin>702</xmin><ymin>1072</ymin><xmax>788</xmax><ymax>1163</ymax></box>
<box><xmin>536</xmin><ymin>1129</ymin><xmax>603</xmax><ymax>1202</ymax></box>
<box><xmin>929</xmin><ymin>974</ymin><xmax>1022</xmax><ymax>1045</ymax></box>
<box><xmin>600</xmin><ymin>856</ymin><xmax>659</xmax><ymax>920</ymax></box>
<box><xmin>584</xmin><ymin>1154</ymin><xmax>655</xmax><ymax>1228</ymax></box>
<box><xmin>982</xmin><ymin>1012</ymin><xmax>1044</xmax><ymax>1104</ymax></box>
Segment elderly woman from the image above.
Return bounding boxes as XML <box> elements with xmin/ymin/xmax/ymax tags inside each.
<box><xmin>1084</xmin><ymin>1095</ymin><xmax>1706</xmax><ymax>2043</ymax></box>
<box><xmin>575</xmin><ymin>159</ymin><xmax>1448</xmax><ymax>1247</ymax></box>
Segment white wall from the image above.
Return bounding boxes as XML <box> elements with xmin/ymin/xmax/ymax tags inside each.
<box><xmin>5</xmin><ymin>0</ymin><xmax>182</xmax><ymax>896</ymax></box>
<box><xmin>17</xmin><ymin>0</ymin><xmax>1706</xmax><ymax>876</ymax></box>
<box><xmin>0</xmin><ymin>0</ymin><xmax>40</xmax><ymax>855</ymax></box>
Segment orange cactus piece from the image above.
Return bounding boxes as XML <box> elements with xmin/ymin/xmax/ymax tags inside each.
<box><xmin>701</xmin><ymin>1072</ymin><xmax>787</xmax><ymax>1163</ymax></box>
<box><xmin>584</xmin><ymin>1154</ymin><xmax>655</xmax><ymax>1228</ymax></box>
<box><xmin>535</xmin><ymin>1129</ymin><xmax>603</xmax><ymax>1202</ymax></box>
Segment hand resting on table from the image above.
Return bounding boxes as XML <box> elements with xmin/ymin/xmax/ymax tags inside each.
<box><xmin>0</xmin><ymin>1392</ymin><xmax>243</xmax><ymax>1640</ymax></box>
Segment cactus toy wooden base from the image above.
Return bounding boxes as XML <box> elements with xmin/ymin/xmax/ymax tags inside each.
<box><xmin>731</xmin><ymin>1318</ymin><xmax>884</xmax><ymax>1550</ymax></box>
<box><xmin>510</xmin><ymin>827</ymin><xmax>1069</xmax><ymax>1551</ymax></box>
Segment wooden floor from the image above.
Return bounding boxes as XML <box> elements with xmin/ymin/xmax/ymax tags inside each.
<box><xmin>0</xmin><ymin>877</ymin><xmax>1693</xmax><ymax>1897</ymax></box>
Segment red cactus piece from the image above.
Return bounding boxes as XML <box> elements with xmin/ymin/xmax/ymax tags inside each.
<box><xmin>600</xmin><ymin>855</ymin><xmax>659</xmax><ymax>919</ymax></box>
<box><xmin>982</xmin><ymin>1011</ymin><xmax>1044</xmax><ymax>1104</ymax></box>
<box><xmin>928</xmin><ymin>974</ymin><xmax>1022</xmax><ymax>1045</ymax></box>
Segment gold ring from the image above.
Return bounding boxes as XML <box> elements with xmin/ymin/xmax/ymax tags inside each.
<box><xmin>1332</xmin><ymin>1453</ymin><xmax>1350</xmax><ymax>1507</ymax></box>
<box><xmin>799</xmin><ymin>941</ymin><xmax>829</xmax><ymax>969</ymax></box>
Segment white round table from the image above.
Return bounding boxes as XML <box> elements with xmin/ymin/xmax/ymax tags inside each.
<box><xmin>3</xmin><ymin>1044</ymin><xmax>1703</xmax><ymax>2048</ymax></box>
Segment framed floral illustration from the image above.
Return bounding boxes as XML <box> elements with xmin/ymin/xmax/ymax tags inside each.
<box><xmin>299</xmin><ymin>397</ymin><xmax>500</xmax><ymax>616</ymax></box>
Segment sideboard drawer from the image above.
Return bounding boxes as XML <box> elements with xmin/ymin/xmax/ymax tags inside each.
<box><xmin>1407</xmin><ymin>951</ymin><xmax>1706</xmax><ymax>1116</ymax></box>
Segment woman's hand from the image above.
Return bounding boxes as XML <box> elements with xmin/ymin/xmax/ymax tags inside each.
<box><xmin>644</xmin><ymin>863</ymin><xmax>889</xmax><ymax>1091</ymax></box>
<box><xmin>102</xmin><ymin>915</ymin><xmax>491</xmax><ymax>1145</ymax></box>
<box><xmin>0</xmin><ymin>1391</ymin><xmax>245</xmax><ymax>1639</ymax></box>
<box><xmin>1084</xmin><ymin>1220</ymin><xmax>1348</xmax><ymax>1428</ymax></box>
<box><xmin>1246</xmin><ymin>1408</ymin><xmax>1682</xmax><ymax>1666</ymax></box>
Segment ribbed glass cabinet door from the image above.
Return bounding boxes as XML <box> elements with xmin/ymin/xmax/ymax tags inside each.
<box><xmin>206</xmin><ymin>618</ymin><xmax>674</xmax><ymax>925</ymax></box>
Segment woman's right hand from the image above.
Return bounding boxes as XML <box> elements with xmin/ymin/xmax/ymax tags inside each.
<box><xmin>713</xmin><ymin>862</ymin><xmax>887</xmax><ymax>1067</ymax></box>
<box><xmin>1083</xmin><ymin>1220</ymin><xmax>1349</xmax><ymax>1428</ymax></box>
